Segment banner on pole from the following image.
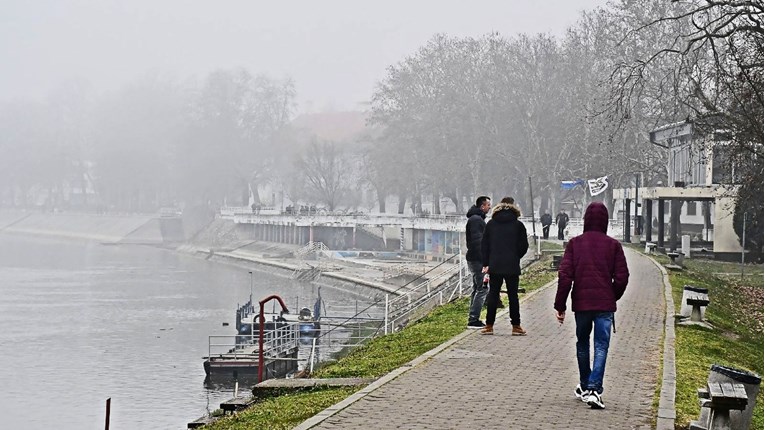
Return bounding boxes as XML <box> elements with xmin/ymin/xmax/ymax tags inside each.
<box><xmin>560</xmin><ymin>179</ymin><xmax>585</xmax><ymax>190</ymax></box>
<box><xmin>587</xmin><ymin>175</ymin><xmax>609</xmax><ymax>196</ymax></box>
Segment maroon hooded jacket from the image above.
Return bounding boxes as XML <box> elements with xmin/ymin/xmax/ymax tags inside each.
<box><xmin>554</xmin><ymin>202</ymin><xmax>629</xmax><ymax>313</ymax></box>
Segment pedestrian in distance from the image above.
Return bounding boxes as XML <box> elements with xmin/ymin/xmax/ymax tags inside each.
<box><xmin>479</xmin><ymin>197</ymin><xmax>529</xmax><ymax>336</ymax></box>
<box><xmin>555</xmin><ymin>209</ymin><xmax>569</xmax><ymax>240</ymax></box>
<box><xmin>540</xmin><ymin>210</ymin><xmax>553</xmax><ymax>240</ymax></box>
<box><xmin>465</xmin><ymin>196</ymin><xmax>492</xmax><ymax>329</ymax></box>
<box><xmin>554</xmin><ymin>201</ymin><xmax>629</xmax><ymax>410</ymax></box>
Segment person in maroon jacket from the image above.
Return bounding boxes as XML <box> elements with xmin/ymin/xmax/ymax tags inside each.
<box><xmin>554</xmin><ymin>201</ymin><xmax>629</xmax><ymax>410</ymax></box>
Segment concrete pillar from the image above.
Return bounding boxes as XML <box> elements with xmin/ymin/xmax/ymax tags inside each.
<box><xmin>658</xmin><ymin>199</ymin><xmax>665</xmax><ymax>250</ymax></box>
<box><xmin>669</xmin><ymin>200</ymin><xmax>683</xmax><ymax>251</ymax></box>
<box><xmin>645</xmin><ymin>199</ymin><xmax>653</xmax><ymax>243</ymax></box>
<box><xmin>681</xmin><ymin>235</ymin><xmax>691</xmax><ymax>258</ymax></box>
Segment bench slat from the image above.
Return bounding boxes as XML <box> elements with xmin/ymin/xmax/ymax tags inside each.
<box><xmin>707</xmin><ymin>382</ymin><xmax>748</xmax><ymax>409</ymax></box>
<box><xmin>708</xmin><ymin>382</ymin><xmax>724</xmax><ymax>397</ymax></box>
<box><xmin>720</xmin><ymin>382</ymin><xmax>736</xmax><ymax>398</ymax></box>
<box><xmin>733</xmin><ymin>384</ymin><xmax>749</xmax><ymax>399</ymax></box>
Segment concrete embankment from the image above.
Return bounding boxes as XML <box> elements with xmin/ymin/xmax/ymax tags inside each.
<box><xmin>0</xmin><ymin>210</ymin><xmax>432</xmax><ymax>296</ymax></box>
<box><xmin>0</xmin><ymin>210</ymin><xmax>158</xmax><ymax>243</ymax></box>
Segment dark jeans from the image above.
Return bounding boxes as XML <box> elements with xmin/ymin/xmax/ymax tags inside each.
<box><xmin>485</xmin><ymin>273</ymin><xmax>520</xmax><ymax>326</ymax></box>
<box><xmin>557</xmin><ymin>224</ymin><xmax>566</xmax><ymax>240</ymax></box>
<box><xmin>575</xmin><ymin>311</ymin><xmax>614</xmax><ymax>394</ymax></box>
<box><xmin>542</xmin><ymin>224</ymin><xmax>550</xmax><ymax>239</ymax></box>
<box><xmin>467</xmin><ymin>260</ymin><xmax>488</xmax><ymax>323</ymax></box>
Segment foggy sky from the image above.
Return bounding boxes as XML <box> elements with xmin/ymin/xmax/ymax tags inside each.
<box><xmin>1</xmin><ymin>0</ymin><xmax>605</xmax><ymax>112</ymax></box>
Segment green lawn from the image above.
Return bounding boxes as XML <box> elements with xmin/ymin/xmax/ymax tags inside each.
<box><xmin>655</xmin><ymin>253</ymin><xmax>763</xmax><ymax>429</ymax></box>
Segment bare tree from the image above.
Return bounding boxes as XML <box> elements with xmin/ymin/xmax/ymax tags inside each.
<box><xmin>294</xmin><ymin>139</ymin><xmax>351</xmax><ymax>211</ymax></box>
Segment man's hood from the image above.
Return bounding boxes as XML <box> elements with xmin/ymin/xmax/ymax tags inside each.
<box><xmin>466</xmin><ymin>205</ymin><xmax>485</xmax><ymax>219</ymax></box>
<box><xmin>583</xmin><ymin>201</ymin><xmax>609</xmax><ymax>233</ymax></box>
<box><xmin>490</xmin><ymin>202</ymin><xmax>521</xmax><ymax>222</ymax></box>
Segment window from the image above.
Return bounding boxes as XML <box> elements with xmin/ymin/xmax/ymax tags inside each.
<box><xmin>686</xmin><ymin>202</ymin><xmax>697</xmax><ymax>216</ymax></box>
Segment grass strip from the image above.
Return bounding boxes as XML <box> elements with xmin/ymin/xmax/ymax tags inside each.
<box><xmin>651</xmin><ymin>253</ymin><xmax>763</xmax><ymax>429</ymax></box>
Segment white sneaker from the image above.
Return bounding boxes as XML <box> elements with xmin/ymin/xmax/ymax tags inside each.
<box><xmin>574</xmin><ymin>384</ymin><xmax>590</xmax><ymax>402</ymax></box>
<box><xmin>586</xmin><ymin>391</ymin><xmax>605</xmax><ymax>409</ymax></box>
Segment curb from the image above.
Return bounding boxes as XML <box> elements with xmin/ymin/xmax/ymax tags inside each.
<box><xmin>293</xmin><ymin>276</ymin><xmax>559</xmax><ymax>430</ymax></box>
<box><xmin>634</xmin><ymin>249</ymin><xmax>677</xmax><ymax>429</ymax></box>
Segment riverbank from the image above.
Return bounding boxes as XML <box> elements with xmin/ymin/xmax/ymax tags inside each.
<box><xmin>0</xmin><ymin>209</ymin><xmax>455</xmax><ymax>296</ymax></box>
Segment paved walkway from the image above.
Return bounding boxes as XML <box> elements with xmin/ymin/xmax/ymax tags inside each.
<box><xmin>299</xmin><ymin>248</ymin><xmax>667</xmax><ymax>430</ymax></box>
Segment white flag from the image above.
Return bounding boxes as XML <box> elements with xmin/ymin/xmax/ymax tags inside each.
<box><xmin>587</xmin><ymin>176</ymin><xmax>609</xmax><ymax>196</ymax></box>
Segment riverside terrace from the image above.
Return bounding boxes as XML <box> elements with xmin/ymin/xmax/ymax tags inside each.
<box><xmin>219</xmin><ymin>206</ymin><xmax>627</xmax><ymax>256</ymax></box>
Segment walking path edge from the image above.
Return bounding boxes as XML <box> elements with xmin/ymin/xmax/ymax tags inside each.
<box><xmin>645</xmin><ymin>252</ymin><xmax>677</xmax><ymax>429</ymax></box>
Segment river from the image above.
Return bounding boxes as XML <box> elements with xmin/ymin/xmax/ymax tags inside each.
<box><xmin>0</xmin><ymin>233</ymin><xmax>380</xmax><ymax>429</ymax></box>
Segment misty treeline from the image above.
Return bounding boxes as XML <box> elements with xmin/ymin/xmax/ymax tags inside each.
<box><xmin>0</xmin><ymin>1</ymin><xmax>761</xmax><ymax>236</ymax></box>
<box><xmin>368</xmin><ymin>0</ymin><xmax>762</xmax><ymax>222</ymax></box>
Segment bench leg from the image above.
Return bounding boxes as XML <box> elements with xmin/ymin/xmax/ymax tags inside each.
<box><xmin>690</xmin><ymin>305</ymin><xmax>703</xmax><ymax>322</ymax></box>
<box><xmin>709</xmin><ymin>408</ymin><xmax>732</xmax><ymax>430</ymax></box>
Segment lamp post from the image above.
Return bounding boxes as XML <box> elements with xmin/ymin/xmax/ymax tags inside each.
<box><xmin>248</xmin><ymin>271</ymin><xmax>253</xmax><ymax>303</ymax></box>
<box><xmin>249</xmin><ymin>271</ymin><xmax>254</xmax><ymax>339</ymax></box>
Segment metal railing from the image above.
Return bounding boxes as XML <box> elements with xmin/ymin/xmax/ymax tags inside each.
<box><xmin>384</xmin><ymin>257</ymin><xmax>469</xmax><ymax>334</ymax></box>
<box><xmin>294</xmin><ymin>241</ymin><xmax>329</xmax><ymax>258</ymax></box>
<box><xmin>207</xmin><ymin>322</ymin><xmax>300</xmax><ymax>360</ymax></box>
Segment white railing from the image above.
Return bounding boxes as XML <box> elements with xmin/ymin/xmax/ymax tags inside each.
<box><xmin>382</xmin><ymin>255</ymin><xmax>469</xmax><ymax>334</ymax></box>
<box><xmin>294</xmin><ymin>241</ymin><xmax>329</xmax><ymax>258</ymax></box>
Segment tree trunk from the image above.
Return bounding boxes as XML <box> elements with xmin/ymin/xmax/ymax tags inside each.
<box><xmin>444</xmin><ymin>188</ymin><xmax>460</xmax><ymax>214</ymax></box>
<box><xmin>433</xmin><ymin>191</ymin><xmax>441</xmax><ymax>215</ymax></box>
<box><xmin>377</xmin><ymin>192</ymin><xmax>386</xmax><ymax>213</ymax></box>
<box><xmin>249</xmin><ymin>179</ymin><xmax>262</xmax><ymax>205</ymax></box>
<box><xmin>413</xmin><ymin>194</ymin><xmax>423</xmax><ymax>215</ymax></box>
<box><xmin>539</xmin><ymin>187</ymin><xmax>550</xmax><ymax>214</ymax></box>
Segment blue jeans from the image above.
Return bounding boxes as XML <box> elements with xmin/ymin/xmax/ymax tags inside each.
<box><xmin>467</xmin><ymin>261</ymin><xmax>488</xmax><ymax>323</ymax></box>
<box><xmin>574</xmin><ymin>311</ymin><xmax>613</xmax><ymax>394</ymax></box>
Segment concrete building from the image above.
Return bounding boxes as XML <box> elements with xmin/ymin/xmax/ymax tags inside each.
<box><xmin>640</xmin><ymin>119</ymin><xmax>743</xmax><ymax>259</ymax></box>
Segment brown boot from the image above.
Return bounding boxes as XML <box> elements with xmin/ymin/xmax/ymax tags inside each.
<box><xmin>480</xmin><ymin>324</ymin><xmax>494</xmax><ymax>335</ymax></box>
<box><xmin>512</xmin><ymin>325</ymin><xmax>527</xmax><ymax>336</ymax></box>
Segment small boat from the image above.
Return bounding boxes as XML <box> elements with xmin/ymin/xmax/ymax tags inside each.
<box><xmin>203</xmin><ymin>292</ymin><xmax>323</xmax><ymax>380</ymax></box>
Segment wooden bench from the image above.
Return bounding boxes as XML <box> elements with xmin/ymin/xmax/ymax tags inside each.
<box><xmin>686</xmin><ymin>292</ymin><xmax>710</xmax><ymax>322</ymax></box>
<box><xmin>644</xmin><ymin>242</ymin><xmax>657</xmax><ymax>254</ymax></box>
<box><xmin>666</xmin><ymin>251</ymin><xmax>685</xmax><ymax>270</ymax></box>
<box><xmin>690</xmin><ymin>382</ymin><xmax>748</xmax><ymax>430</ymax></box>
<box><xmin>550</xmin><ymin>255</ymin><xmax>562</xmax><ymax>270</ymax></box>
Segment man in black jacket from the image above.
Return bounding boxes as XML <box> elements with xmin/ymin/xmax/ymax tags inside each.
<box><xmin>465</xmin><ymin>195</ymin><xmax>491</xmax><ymax>328</ymax></box>
<box><xmin>480</xmin><ymin>197</ymin><xmax>529</xmax><ymax>335</ymax></box>
<box><xmin>540</xmin><ymin>210</ymin><xmax>553</xmax><ymax>239</ymax></box>
<box><xmin>556</xmin><ymin>209</ymin><xmax>569</xmax><ymax>240</ymax></box>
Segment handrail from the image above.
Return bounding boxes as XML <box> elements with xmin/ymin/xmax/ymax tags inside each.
<box><xmin>258</xmin><ymin>295</ymin><xmax>290</xmax><ymax>383</ymax></box>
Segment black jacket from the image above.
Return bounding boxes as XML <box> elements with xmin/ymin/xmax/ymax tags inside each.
<box><xmin>465</xmin><ymin>205</ymin><xmax>486</xmax><ymax>262</ymax></box>
<box><xmin>555</xmin><ymin>212</ymin><xmax>569</xmax><ymax>227</ymax></box>
<box><xmin>481</xmin><ymin>203</ymin><xmax>529</xmax><ymax>275</ymax></box>
<box><xmin>540</xmin><ymin>213</ymin><xmax>553</xmax><ymax>226</ymax></box>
